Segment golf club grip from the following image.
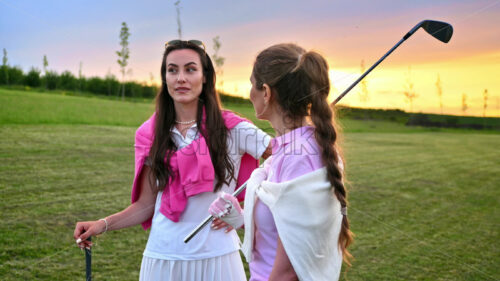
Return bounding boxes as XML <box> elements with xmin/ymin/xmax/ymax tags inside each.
<box><xmin>183</xmin><ymin>180</ymin><xmax>249</xmax><ymax>243</ymax></box>
<box><xmin>85</xmin><ymin>237</ymin><xmax>91</xmax><ymax>281</ymax></box>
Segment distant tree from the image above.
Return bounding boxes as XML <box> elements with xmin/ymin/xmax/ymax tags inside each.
<box><xmin>149</xmin><ymin>72</ymin><xmax>155</xmax><ymax>87</ymax></box>
<box><xmin>127</xmin><ymin>68</ymin><xmax>133</xmax><ymax>78</ymax></box>
<box><xmin>435</xmin><ymin>74</ymin><xmax>443</xmax><ymax>114</ymax></box>
<box><xmin>45</xmin><ymin>70</ymin><xmax>59</xmax><ymax>90</ymax></box>
<box><xmin>461</xmin><ymin>93</ymin><xmax>468</xmax><ymax>115</ymax></box>
<box><xmin>43</xmin><ymin>55</ymin><xmax>48</xmax><ymax>75</ymax></box>
<box><xmin>175</xmin><ymin>1</ymin><xmax>182</xmax><ymax>39</ymax></box>
<box><xmin>403</xmin><ymin>66</ymin><xmax>418</xmax><ymax>112</ymax></box>
<box><xmin>86</xmin><ymin>76</ymin><xmax>105</xmax><ymax>95</ymax></box>
<box><xmin>116</xmin><ymin>22</ymin><xmax>130</xmax><ymax>100</ymax></box>
<box><xmin>2</xmin><ymin>48</ymin><xmax>6</xmax><ymax>66</ymax></box>
<box><xmin>358</xmin><ymin>59</ymin><xmax>369</xmax><ymax>104</ymax></box>
<box><xmin>59</xmin><ymin>71</ymin><xmax>78</xmax><ymax>90</ymax></box>
<box><xmin>482</xmin><ymin>89</ymin><xmax>488</xmax><ymax>117</ymax></box>
<box><xmin>42</xmin><ymin>55</ymin><xmax>49</xmax><ymax>89</ymax></box>
<box><xmin>2</xmin><ymin>48</ymin><xmax>8</xmax><ymax>85</ymax></box>
<box><xmin>0</xmin><ymin>50</ymin><xmax>29</xmax><ymax>86</ymax></box>
<box><xmin>78</xmin><ymin>61</ymin><xmax>83</xmax><ymax>92</ymax></box>
<box><xmin>7</xmin><ymin>66</ymin><xmax>24</xmax><ymax>85</ymax></box>
<box><xmin>25</xmin><ymin>67</ymin><xmax>41</xmax><ymax>87</ymax></box>
<box><xmin>0</xmin><ymin>66</ymin><xmax>7</xmax><ymax>85</ymax></box>
<box><xmin>212</xmin><ymin>36</ymin><xmax>225</xmax><ymax>92</ymax></box>
<box><xmin>106</xmin><ymin>68</ymin><xmax>114</xmax><ymax>96</ymax></box>
<box><xmin>124</xmin><ymin>80</ymin><xmax>143</xmax><ymax>98</ymax></box>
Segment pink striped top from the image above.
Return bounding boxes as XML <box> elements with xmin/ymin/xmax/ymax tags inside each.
<box><xmin>250</xmin><ymin>126</ymin><xmax>324</xmax><ymax>281</ymax></box>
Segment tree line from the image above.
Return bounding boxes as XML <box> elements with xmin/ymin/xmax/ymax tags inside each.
<box><xmin>0</xmin><ymin>48</ymin><xmax>157</xmax><ymax>99</ymax></box>
<box><xmin>1</xmin><ymin>20</ymin><xmax>156</xmax><ymax>100</ymax></box>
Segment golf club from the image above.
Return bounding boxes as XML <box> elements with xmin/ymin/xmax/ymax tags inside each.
<box><xmin>332</xmin><ymin>19</ymin><xmax>452</xmax><ymax>105</ymax></box>
<box><xmin>184</xmin><ymin>19</ymin><xmax>453</xmax><ymax>244</ymax></box>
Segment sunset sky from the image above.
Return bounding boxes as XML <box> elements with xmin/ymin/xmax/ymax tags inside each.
<box><xmin>1</xmin><ymin>0</ymin><xmax>499</xmax><ymax>117</ymax></box>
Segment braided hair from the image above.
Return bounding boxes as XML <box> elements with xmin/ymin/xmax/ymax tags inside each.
<box><xmin>252</xmin><ymin>43</ymin><xmax>353</xmax><ymax>264</ymax></box>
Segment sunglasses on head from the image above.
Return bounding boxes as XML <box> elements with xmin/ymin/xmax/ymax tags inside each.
<box><xmin>164</xmin><ymin>40</ymin><xmax>206</xmax><ymax>51</ymax></box>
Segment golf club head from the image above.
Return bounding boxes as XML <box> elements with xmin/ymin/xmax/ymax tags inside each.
<box><xmin>420</xmin><ymin>20</ymin><xmax>453</xmax><ymax>43</ymax></box>
<box><xmin>404</xmin><ymin>20</ymin><xmax>453</xmax><ymax>43</ymax></box>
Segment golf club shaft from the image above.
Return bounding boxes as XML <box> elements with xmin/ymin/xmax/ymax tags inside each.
<box><xmin>85</xmin><ymin>237</ymin><xmax>92</xmax><ymax>281</ymax></box>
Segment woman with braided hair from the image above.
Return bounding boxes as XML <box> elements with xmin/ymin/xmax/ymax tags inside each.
<box><xmin>209</xmin><ymin>43</ymin><xmax>353</xmax><ymax>281</ymax></box>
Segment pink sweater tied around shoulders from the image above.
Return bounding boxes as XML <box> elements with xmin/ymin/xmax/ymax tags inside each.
<box><xmin>131</xmin><ymin>110</ymin><xmax>259</xmax><ymax>229</ymax></box>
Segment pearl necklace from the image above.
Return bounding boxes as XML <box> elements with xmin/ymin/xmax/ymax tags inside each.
<box><xmin>175</xmin><ymin>119</ymin><xmax>196</xmax><ymax>125</ymax></box>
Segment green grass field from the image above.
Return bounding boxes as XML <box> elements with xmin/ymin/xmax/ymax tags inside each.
<box><xmin>1</xmin><ymin>88</ymin><xmax>499</xmax><ymax>280</ymax></box>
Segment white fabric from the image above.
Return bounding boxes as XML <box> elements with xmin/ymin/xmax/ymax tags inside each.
<box><xmin>241</xmin><ymin>165</ymin><xmax>269</xmax><ymax>262</ymax></box>
<box><xmin>144</xmin><ymin>121</ymin><xmax>270</xmax><ymax>260</ymax></box>
<box><xmin>139</xmin><ymin>251</ymin><xmax>247</xmax><ymax>281</ymax></box>
<box><xmin>242</xmin><ymin>167</ymin><xmax>343</xmax><ymax>281</ymax></box>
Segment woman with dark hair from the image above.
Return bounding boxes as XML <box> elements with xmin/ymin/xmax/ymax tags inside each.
<box><xmin>74</xmin><ymin>40</ymin><xmax>271</xmax><ymax>280</ymax></box>
<box><xmin>209</xmin><ymin>43</ymin><xmax>353</xmax><ymax>281</ymax></box>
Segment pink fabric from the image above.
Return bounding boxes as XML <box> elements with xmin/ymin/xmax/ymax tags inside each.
<box><xmin>131</xmin><ymin>110</ymin><xmax>259</xmax><ymax>229</ymax></box>
<box><xmin>250</xmin><ymin>126</ymin><xmax>323</xmax><ymax>281</ymax></box>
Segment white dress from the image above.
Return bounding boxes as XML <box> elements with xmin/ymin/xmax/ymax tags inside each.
<box><xmin>139</xmin><ymin>121</ymin><xmax>270</xmax><ymax>281</ymax></box>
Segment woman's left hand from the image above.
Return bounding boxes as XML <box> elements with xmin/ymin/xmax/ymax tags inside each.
<box><xmin>211</xmin><ymin>218</ymin><xmax>234</xmax><ymax>233</ymax></box>
<box><xmin>208</xmin><ymin>192</ymin><xmax>244</xmax><ymax>229</ymax></box>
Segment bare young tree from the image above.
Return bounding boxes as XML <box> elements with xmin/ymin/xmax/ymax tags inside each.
<box><xmin>116</xmin><ymin>22</ymin><xmax>130</xmax><ymax>100</ymax></box>
<box><xmin>78</xmin><ymin>61</ymin><xmax>83</xmax><ymax>92</ymax></box>
<box><xmin>483</xmin><ymin>89</ymin><xmax>488</xmax><ymax>117</ymax></box>
<box><xmin>2</xmin><ymin>48</ymin><xmax>6</xmax><ymax>66</ymax></box>
<box><xmin>43</xmin><ymin>55</ymin><xmax>48</xmax><ymax>75</ymax></box>
<box><xmin>175</xmin><ymin>1</ymin><xmax>182</xmax><ymax>39</ymax></box>
<box><xmin>149</xmin><ymin>72</ymin><xmax>155</xmax><ymax>87</ymax></box>
<box><xmin>461</xmin><ymin>93</ymin><xmax>468</xmax><ymax>115</ymax></box>
<box><xmin>212</xmin><ymin>36</ymin><xmax>225</xmax><ymax>92</ymax></box>
<box><xmin>2</xmin><ymin>48</ymin><xmax>8</xmax><ymax>85</ymax></box>
<box><xmin>358</xmin><ymin>59</ymin><xmax>369</xmax><ymax>104</ymax></box>
<box><xmin>105</xmin><ymin>68</ymin><xmax>113</xmax><ymax>96</ymax></box>
<box><xmin>435</xmin><ymin>74</ymin><xmax>443</xmax><ymax>114</ymax></box>
<box><xmin>403</xmin><ymin>66</ymin><xmax>418</xmax><ymax>113</ymax></box>
<box><xmin>43</xmin><ymin>55</ymin><xmax>48</xmax><ymax>89</ymax></box>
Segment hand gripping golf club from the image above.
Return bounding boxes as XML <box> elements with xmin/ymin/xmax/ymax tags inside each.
<box><xmin>183</xmin><ymin>178</ymin><xmax>250</xmax><ymax>243</ymax></box>
<box><xmin>184</xmin><ymin>19</ymin><xmax>453</xmax><ymax>244</ymax></box>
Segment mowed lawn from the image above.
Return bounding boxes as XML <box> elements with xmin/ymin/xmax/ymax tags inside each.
<box><xmin>0</xmin><ymin>88</ymin><xmax>499</xmax><ymax>280</ymax></box>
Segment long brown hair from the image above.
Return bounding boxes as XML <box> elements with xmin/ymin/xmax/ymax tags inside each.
<box><xmin>252</xmin><ymin>43</ymin><xmax>354</xmax><ymax>264</ymax></box>
<box><xmin>149</xmin><ymin>41</ymin><xmax>235</xmax><ymax>192</ymax></box>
